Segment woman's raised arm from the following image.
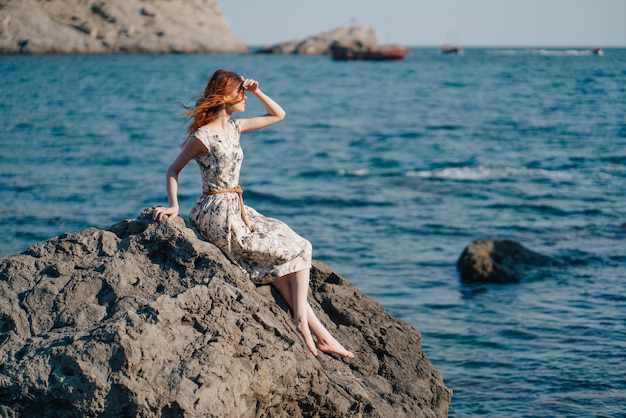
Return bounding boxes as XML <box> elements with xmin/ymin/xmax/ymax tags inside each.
<box><xmin>238</xmin><ymin>78</ymin><xmax>286</xmax><ymax>133</ymax></box>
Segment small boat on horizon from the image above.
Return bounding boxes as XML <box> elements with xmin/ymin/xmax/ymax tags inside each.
<box><xmin>330</xmin><ymin>44</ymin><xmax>409</xmax><ymax>61</ymax></box>
<box><xmin>442</xmin><ymin>44</ymin><xmax>463</xmax><ymax>54</ymax></box>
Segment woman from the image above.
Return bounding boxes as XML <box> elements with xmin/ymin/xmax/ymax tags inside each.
<box><xmin>153</xmin><ymin>69</ymin><xmax>353</xmax><ymax>358</ymax></box>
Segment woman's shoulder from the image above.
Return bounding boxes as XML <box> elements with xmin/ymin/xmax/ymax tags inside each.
<box><xmin>191</xmin><ymin>125</ymin><xmax>214</xmax><ymax>148</ymax></box>
<box><xmin>195</xmin><ymin>124</ymin><xmax>212</xmax><ymax>134</ymax></box>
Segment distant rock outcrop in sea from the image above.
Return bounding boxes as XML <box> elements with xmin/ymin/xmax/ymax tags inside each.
<box><xmin>0</xmin><ymin>0</ymin><xmax>247</xmax><ymax>54</ymax></box>
<box><xmin>256</xmin><ymin>24</ymin><xmax>379</xmax><ymax>55</ymax></box>
<box><xmin>0</xmin><ymin>209</ymin><xmax>451</xmax><ymax>417</ymax></box>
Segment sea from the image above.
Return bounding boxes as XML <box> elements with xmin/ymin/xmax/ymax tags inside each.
<box><xmin>1</xmin><ymin>47</ymin><xmax>625</xmax><ymax>417</ymax></box>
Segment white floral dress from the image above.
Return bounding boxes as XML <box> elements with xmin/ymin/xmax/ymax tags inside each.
<box><xmin>189</xmin><ymin>119</ymin><xmax>312</xmax><ymax>285</ymax></box>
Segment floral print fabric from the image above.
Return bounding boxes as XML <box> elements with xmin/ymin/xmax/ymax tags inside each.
<box><xmin>189</xmin><ymin>119</ymin><xmax>312</xmax><ymax>284</ymax></box>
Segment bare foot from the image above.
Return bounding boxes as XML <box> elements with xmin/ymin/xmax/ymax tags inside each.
<box><xmin>292</xmin><ymin>318</ymin><xmax>318</xmax><ymax>356</ymax></box>
<box><xmin>316</xmin><ymin>337</ymin><xmax>355</xmax><ymax>358</ymax></box>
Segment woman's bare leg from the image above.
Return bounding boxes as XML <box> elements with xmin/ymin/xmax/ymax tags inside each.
<box><xmin>273</xmin><ymin>270</ymin><xmax>317</xmax><ymax>356</ymax></box>
<box><xmin>304</xmin><ymin>303</ymin><xmax>354</xmax><ymax>358</ymax></box>
<box><xmin>273</xmin><ymin>269</ymin><xmax>354</xmax><ymax>358</ymax></box>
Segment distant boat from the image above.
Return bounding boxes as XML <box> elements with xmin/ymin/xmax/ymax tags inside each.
<box><xmin>442</xmin><ymin>44</ymin><xmax>463</xmax><ymax>54</ymax></box>
<box><xmin>590</xmin><ymin>47</ymin><xmax>604</xmax><ymax>56</ymax></box>
<box><xmin>330</xmin><ymin>44</ymin><xmax>409</xmax><ymax>61</ymax></box>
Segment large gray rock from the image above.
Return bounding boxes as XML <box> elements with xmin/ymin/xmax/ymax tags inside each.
<box><xmin>256</xmin><ymin>25</ymin><xmax>378</xmax><ymax>55</ymax></box>
<box><xmin>0</xmin><ymin>0</ymin><xmax>248</xmax><ymax>54</ymax></box>
<box><xmin>457</xmin><ymin>238</ymin><xmax>557</xmax><ymax>284</ymax></box>
<box><xmin>0</xmin><ymin>209</ymin><xmax>451</xmax><ymax>417</ymax></box>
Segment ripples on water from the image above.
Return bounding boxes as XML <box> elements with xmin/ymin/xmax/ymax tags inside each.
<box><xmin>1</xmin><ymin>49</ymin><xmax>625</xmax><ymax>417</ymax></box>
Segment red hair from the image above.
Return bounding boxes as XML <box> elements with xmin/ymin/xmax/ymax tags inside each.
<box><xmin>180</xmin><ymin>69</ymin><xmax>244</xmax><ymax>135</ymax></box>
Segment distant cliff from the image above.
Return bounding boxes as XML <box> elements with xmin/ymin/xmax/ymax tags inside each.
<box><xmin>0</xmin><ymin>0</ymin><xmax>248</xmax><ymax>54</ymax></box>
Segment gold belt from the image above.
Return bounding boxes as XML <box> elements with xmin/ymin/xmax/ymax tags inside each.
<box><xmin>203</xmin><ymin>185</ymin><xmax>252</xmax><ymax>230</ymax></box>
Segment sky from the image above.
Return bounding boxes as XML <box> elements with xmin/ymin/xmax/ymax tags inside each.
<box><xmin>219</xmin><ymin>0</ymin><xmax>625</xmax><ymax>48</ymax></box>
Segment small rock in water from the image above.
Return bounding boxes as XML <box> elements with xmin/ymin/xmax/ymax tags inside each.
<box><xmin>457</xmin><ymin>238</ymin><xmax>557</xmax><ymax>284</ymax></box>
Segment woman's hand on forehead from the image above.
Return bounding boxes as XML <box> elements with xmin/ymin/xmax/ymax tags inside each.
<box><xmin>241</xmin><ymin>78</ymin><xmax>259</xmax><ymax>93</ymax></box>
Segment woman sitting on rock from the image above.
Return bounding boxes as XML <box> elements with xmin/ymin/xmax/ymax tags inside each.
<box><xmin>153</xmin><ymin>69</ymin><xmax>353</xmax><ymax>358</ymax></box>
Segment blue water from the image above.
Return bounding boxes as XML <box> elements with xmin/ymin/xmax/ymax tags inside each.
<box><xmin>1</xmin><ymin>48</ymin><xmax>625</xmax><ymax>417</ymax></box>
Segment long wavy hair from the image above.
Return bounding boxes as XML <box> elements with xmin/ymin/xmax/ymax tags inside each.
<box><xmin>180</xmin><ymin>69</ymin><xmax>244</xmax><ymax>136</ymax></box>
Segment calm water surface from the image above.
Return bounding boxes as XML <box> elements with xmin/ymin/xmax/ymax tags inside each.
<box><xmin>1</xmin><ymin>48</ymin><xmax>625</xmax><ymax>417</ymax></box>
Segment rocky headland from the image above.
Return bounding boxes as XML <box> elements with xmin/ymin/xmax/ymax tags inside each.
<box><xmin>0</xmin><ymin>208</ymin><xmax>452</xmax><ymax>417</ymax></box>
<box><xmin>255</xmin><ymin>25</ymin><xmax>379</xmax><ymax>55</ymax></box>
<box><xmin>0</xmin><ymin>0</ymin><xmax>247</xmax><ymax>54</ymax></box>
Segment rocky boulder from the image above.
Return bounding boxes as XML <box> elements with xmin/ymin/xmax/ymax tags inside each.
<box><xmin>0</xmin><ymin>209</ymin><xmax>451</xmax><ymax>417</ymax></box>
<box><xmin>457</xmin><ymin>238</ymin><xmax>558</xmax><ymax>284</ymax></box>
<box><xmin>0</xmin><ymin>0</ymin><xmax>248</xmax><ymax>54</ymax></box>
<box><xmin>256</xmin><ymin>24</ymin><xmax>378</xmax><ymax>55</ymax></box>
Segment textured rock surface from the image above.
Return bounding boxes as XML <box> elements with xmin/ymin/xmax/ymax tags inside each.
<box><xmin>0</xmin><ymin>0</ymin><xmax>248</xmax><ymax>54</ymax></box>
<box><xmin>256</xmin><ymin>25</ymin><xmax>378</xmax><ymax>55</ymax></box>
<box><xmin>0</xmin><ymin>209</ymin><xmax>451</xmax><ymax>417</ymax></box>
<box><xmin>457</xmin><ymin>238</ymin><xmax>557</xmax><ymax>284</ymax></box>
